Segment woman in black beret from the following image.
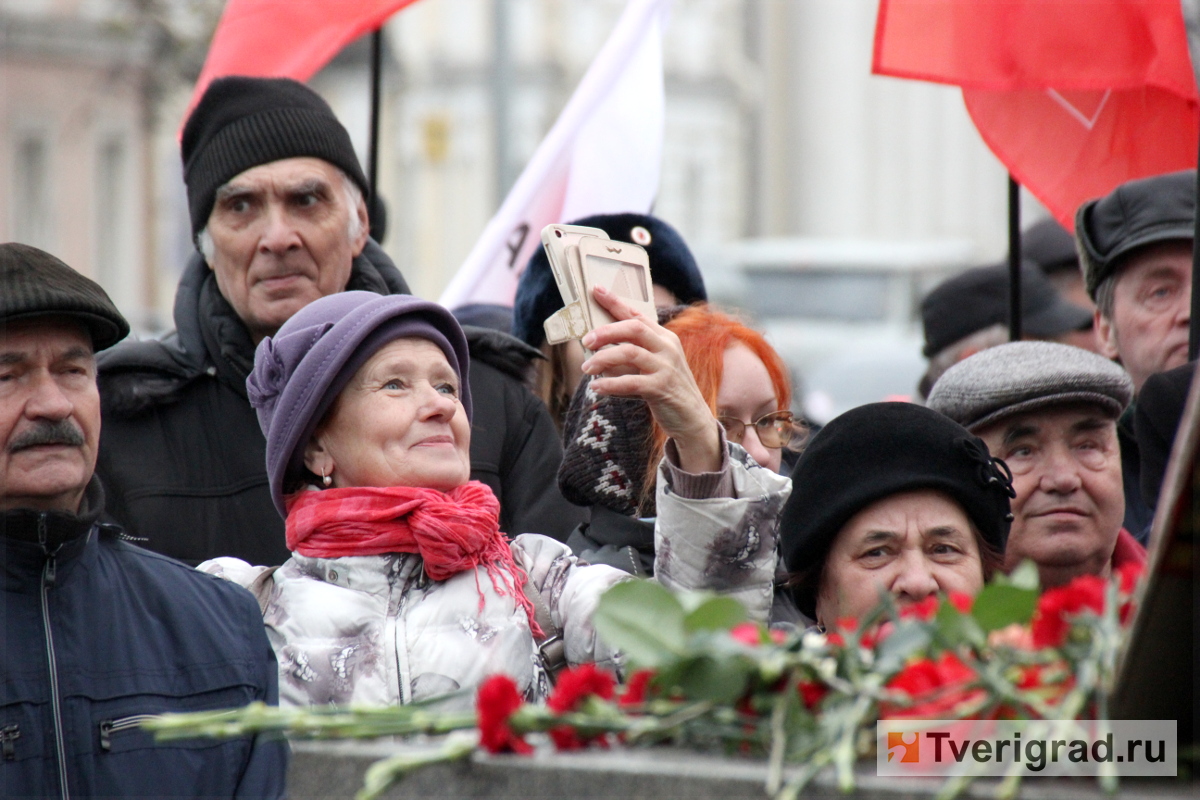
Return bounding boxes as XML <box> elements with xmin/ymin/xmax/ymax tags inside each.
<box><xmin>780</xmin><ymin>402</ymin><xmax>1014</xmax><ymax>628</ymax></box>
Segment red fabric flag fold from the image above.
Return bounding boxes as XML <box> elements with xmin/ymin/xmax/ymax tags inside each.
<box><xmin>873</xmin><ymin>0</ymin><xmax>1199</xmax><ymax>229</ymax></box>
<box><xmin>186</xmin><ymin>0</ymin><xmax>422</xmax><ymax>123</ymax></box>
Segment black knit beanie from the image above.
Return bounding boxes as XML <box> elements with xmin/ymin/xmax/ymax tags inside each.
<box><xmin>1</xmin><ymin>242</ymin><xmax>129</xmax><ymax>351</ymax></box>
<box><xmin>780</xmin><ymin>402</ymin><xmax>1014</xmax><ymax>618</ymax></box>
<box><xmin>182</xmin><ymin>76</ymin><xmax>370</xmax><ymax>237</ymax></box>
<box><xmin>513</xmin><ymin>213</ymin><xmax>707</xmax><ymax>348</ymax></box>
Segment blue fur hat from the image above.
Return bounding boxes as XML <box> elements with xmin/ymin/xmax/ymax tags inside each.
<box><xmin>512</xmin><ymin>213</ymin><xmax>707</xmax><ymax>348</ymax></box>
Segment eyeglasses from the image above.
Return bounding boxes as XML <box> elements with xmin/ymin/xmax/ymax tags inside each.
<box><xmin>717</xmin><ymin>410</ymin><xmax>797</xmax><ymax>449</ymax></box>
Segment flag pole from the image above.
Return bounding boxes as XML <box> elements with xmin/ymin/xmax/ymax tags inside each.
<box><xmin>367</xmin><ymin>27</ymin><xmax>383</xmax><ymax>205</ymax></box>
<box><xmin>1191</xmin><ymin>147</ymin><xmax>1200</xmax><ymax>360</ymax></box>
<box><xmin>1008</xmin><ymin>174</ymin><xmax>1022</xmax><ymax>341</ymax></box>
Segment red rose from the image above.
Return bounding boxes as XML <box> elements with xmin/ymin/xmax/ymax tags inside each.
<box><xmin>477</xmin><ymin>675</ymin><xmax>533</xmax><ymax>755</ymax></box>
<box><xmin>619</xmin><ymin>669</ymin><xmax>656</xmax><ymax>708</ymax></box>
<box><xmin>548</xmin><ymin>664</ymin><xmax>616</xmax><ymax>714</ymax></box>
<box><xmin>1031</xmin><ymin>574</ymin><xmax>1106</xmax><ymax>648</ymax></box>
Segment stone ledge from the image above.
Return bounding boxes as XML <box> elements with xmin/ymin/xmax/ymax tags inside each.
<box><xmin>288</xmin><ymin>741</ymin><xmax>1192</xmax><ymax>800</ymax></box>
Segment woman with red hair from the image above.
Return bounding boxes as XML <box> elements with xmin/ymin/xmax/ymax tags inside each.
<box><xmin>558</xmin><ymin>291</ymin><xmax>796</xmax><ymax>624</ymax></box>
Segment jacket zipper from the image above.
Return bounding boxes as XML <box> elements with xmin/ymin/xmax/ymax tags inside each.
<box><xmin>1</xmin><ymin>724</ymin><xmax>19</xmax><ymax>761</ymax></box>
<box><xmin>98</xmin><ymin>715</ymin><xmax>158</xmax><ymax>752</ymax></box>
<box><xmin>39</xmin><ymin>515</ymin><xmax>70</xmax><ymax>800</ymax></box>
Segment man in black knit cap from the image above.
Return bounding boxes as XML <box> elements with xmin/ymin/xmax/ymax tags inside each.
<box><xmin>97</xmin><ymin>77</ymin><xmax>579</xmax><ymax>566</ymax></box>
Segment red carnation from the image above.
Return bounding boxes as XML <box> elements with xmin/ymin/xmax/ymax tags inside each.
<box><xmin>882</xmin><ymin>652</ymin><xmax>983</xmax><ymax>719</ymax></box>
<box><xmin>548</xmin><ymin>664</ymin><xmax>616</xmax><ymax>714</ymax></box>
<box><xmin>1031</xmin><ymin>574</ymin><xmax>1106</xmax><ymax>648</ymax></box>
<box><xmin>730</xmin><ymin>622</ymin><xmax>763</xmax><ymax>646</ymax></box>
<box><xmin>949</xmin><ymin>592</ymin><xmax>974</xmax><ymax>614</ymax></box>
<box><xmin>619</xmin><ymin>669</ymin><xmax>656</xmax><ymax>708</ymax></box>
<box><xmin>798</xmin><ymin>680</ymin><xmax>829</xmax><ymax>709</ymax></box>
<box><xmin>477</xmin><ymin>675</ymin><xmax>532</xmax><ymax>755</ymax></box>
<box><xmin>900</xmin><ymin>595</ymin><xmax>940</xmax><ymax>621</ymax></box>
<box><xmin>549</xmin><ymin>725</ymin><xmax>586</xmax><ymax>751</ymax></box>
<box><xmin>1117</xmin><ymin>562</ymin><xmax>1144</xmax><ymax>594</ymax></box>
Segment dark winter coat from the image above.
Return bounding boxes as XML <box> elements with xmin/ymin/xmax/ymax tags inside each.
<box><xmin>96</xmin><ymin>242</ymin><xmax>582</xmax><ymax>566</ymax></box>
<box><xmin>1117</xmin><ymin>405</ymin><xmax>1154</xmax><ymax>544</ymax></box>
<box><xmin>0</xmin><ymin>478</ymin><xmax>287</xmax><ymax>798</ymax></box>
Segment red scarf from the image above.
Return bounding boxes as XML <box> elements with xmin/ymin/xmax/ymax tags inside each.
<box><xmin>285</xmin><ymin>481</ymin><xmax>540</xmax><ymax>635</ymax></box>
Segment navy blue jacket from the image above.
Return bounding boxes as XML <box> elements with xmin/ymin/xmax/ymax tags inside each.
<box><xmin>1</xmin><ymin>478</ymin><xmax>287</xmax><ymax>798</ymax></box>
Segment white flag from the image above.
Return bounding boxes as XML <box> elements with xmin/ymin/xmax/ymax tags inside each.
<box><xmin>439</xmin><ymin>0</ymin><xmax>668</xmax><ymax>309</ymax></box>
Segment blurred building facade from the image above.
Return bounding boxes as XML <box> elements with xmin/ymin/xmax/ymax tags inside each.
<box><xmin>0</xmin><ymin>0</ymin><xmax>158</xmax><ymax>326</ymax></box>
<box><xmin>2</xmin><ymin>0</ymin><xmax>1021</xmax><ymax>329</ymax></box>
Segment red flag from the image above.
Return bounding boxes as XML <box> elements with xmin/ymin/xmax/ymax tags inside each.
<box><xmin>186</xmin><ymin>0</ymin><xmax>421</xmax><ymax>122</ymax></box>
<box><xmin>873</xmin><ymin>0</ymin><xmax>1199</xmax><ymax>230</ymax></box>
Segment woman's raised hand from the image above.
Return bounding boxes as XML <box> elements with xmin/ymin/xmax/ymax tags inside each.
<box><xmin>580</xmin><ymin>286</ymin><xmax>722</xmax><ymax>474</ymax></box>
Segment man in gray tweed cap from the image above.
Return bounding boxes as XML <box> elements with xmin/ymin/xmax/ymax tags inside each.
<box><xmin>927</xmin><ymin>341</ymin><xmax>1146</xmax><ymax>590</ymax></box>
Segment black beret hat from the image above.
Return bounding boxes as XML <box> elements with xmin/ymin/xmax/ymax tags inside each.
<box><xmin>1076</xmin><ymin>169</ymin><xmax>1195</xmax><ymax>299</ymax></box>
<box><xmin>1021</xmin><ymin>218</ymin><xmax>1078</xmax><ymax>275</ymax></box>
<box><xmin>921</xmin><ymin>260</ymin><xmax>1092</xmax><ymax>357</ymax></box>
<box><xmin>512</xmin><ymin>213</ymin><xmax>707</xmax><ymax>348</ymax></box>
<box><xmin>1</xmin><ymin>242</ymin><xmax>129</xmax><ymax>351</ymax></box>
<box><xmin>182</xmin><ymin>76</ymin><xmax>369</xmax><ymax>238</ymax></box>
<box><xmin>780</xmin><ymin>402</ymin><xmax>1013</xmax><ymax>618</ymax></box>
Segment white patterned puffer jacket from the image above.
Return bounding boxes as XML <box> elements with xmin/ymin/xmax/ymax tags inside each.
<box><xmin>200</xmin><ymin>442</ymin><xmax>789</xmax><ymax>708</ymax></box>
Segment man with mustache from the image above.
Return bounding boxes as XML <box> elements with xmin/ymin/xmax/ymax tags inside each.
<box><xmin>96</xmin><ymin>77</ymin><xmax>581</xmax><ymax>566</ymax></box>
<box><xmin>1075</xmin><ymin>170</ymin><xmax>1195</xmax><ymax>540</ymax></box>
<box><xmin>928</xmin><ymin>341</ymin><xmax>1146</xmax><ymax>589</ymax></box>
<box><xmin>0</xmin><ymin>243</ymin><xmax>286</xmax><ymax>797</ymax></box>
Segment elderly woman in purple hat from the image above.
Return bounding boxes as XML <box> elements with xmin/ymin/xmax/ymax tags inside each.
<box><xmin>200</xmin><ymin>291</ymin><xmax>778</xmax><ymax>708</ymax></box>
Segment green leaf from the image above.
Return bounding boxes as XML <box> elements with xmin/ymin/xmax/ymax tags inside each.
<box><xmin>998</xmin><ymin>560</ymin><xmax>1040</xmax><ymax>591</ymax></box>
<box><xmin>594</xmin><ymin>580</ymin><xmax>685</xmax><ymax>666</ymax></box>
<box><xmin>934</xmin><ymin>599</ymin><xmax>985</xmax><ymax>649</ymax></box>
<box><xmin>683</xmin><ymin>596</ymin><xmax>747</xmax><ymax>634</ymax></box>
<box><xmin>971</xmin><ymin>584</ymin><xmax>1039</xmax><ymax>632</ymax></box>
<box><xmin>873</xmin><ymin>621</ymin><xmax>931</xmax><ymax>675</ymax></box>
<box><xmin>675</xmin><ymin>655</ymin><xmax>752</xmax><ymax>704</ymax></box>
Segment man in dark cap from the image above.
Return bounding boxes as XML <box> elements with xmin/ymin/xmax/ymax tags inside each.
<box><xmin>512</xmin><ymin>212</ymin><xmax>707</xmax><ymax>425</ymax></box>
<box><xmin>928</xmin><ymin>341</ymin><xmax>1146</xmax><ymax>590</ymax></box>
<box><xmin>0</xmin><ymin>243</ymin><xmax>286</xmax><ymax>797</ymax></box>
<box><xmin>918</xmin><ymin>260</ymin><xmax>1094</xmax><ymax>398</ymax></box>
<box><xmin>97</xmin><ymin>77</ymin><xmax>580</xmax><ymax>566</ymax></box>
<box><xmin>1022</xmin><ymin>217</ymin><xmax>1094</xmax><ymax>313</ymax></box>
<box><xmin>1075</xmin><ymin>168</ymin><xmax>1195</xmax><ymax>537</ymax></box>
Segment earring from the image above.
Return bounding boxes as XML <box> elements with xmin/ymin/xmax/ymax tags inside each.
<box><xmin>321</xmin><ymin>467</ymin><xmax>332</xmax><ymax>488</ymax></box>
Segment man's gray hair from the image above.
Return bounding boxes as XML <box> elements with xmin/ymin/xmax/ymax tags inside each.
<box><xmin>1093</xmin><ymin>271</ymin><xmax>1117</xmax><ymax>320</ymax></box>
<box><xmin>196</xmin><ymin>169</ymin><xmax>365</xmax><ymax>264</ymax></box>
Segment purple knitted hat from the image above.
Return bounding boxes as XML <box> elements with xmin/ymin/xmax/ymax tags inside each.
<box><xmin>247</xmin><ymin>291</ymin><xmax>472</xmax><ymax>517</ymax></box>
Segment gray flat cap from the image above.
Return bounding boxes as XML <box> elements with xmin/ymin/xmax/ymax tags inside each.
<box><xmin>927</xmin><ymin>341</ymin><xmax>1133</xmax><ymax>432</ymax></box>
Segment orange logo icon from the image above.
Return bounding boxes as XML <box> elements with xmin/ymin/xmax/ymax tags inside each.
<box><xmin>887</xmin><ymin>732</ymin><xmax>920</xmax><ymax>763</ymax></box>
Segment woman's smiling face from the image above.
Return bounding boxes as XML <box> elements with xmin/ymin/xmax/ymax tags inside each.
<box><xmin>305</xmin><ymin>337</ymin><xmax>471</xmax><ymax>492</ymax></box>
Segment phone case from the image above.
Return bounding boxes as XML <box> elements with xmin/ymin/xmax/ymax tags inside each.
<box><xmin>541</xmin><ymin>224</ymin><xmax>609</xmax><ymax>305</ymax></box>
<box><xmin>540</xmin><ymin>225</ymin><xmax>610</xmax><ymax>345</ymax></box>
<box><xmin>576</xmin><ymin>237</ymin><xmax>655</xmax><ymax>332</ymax></box>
